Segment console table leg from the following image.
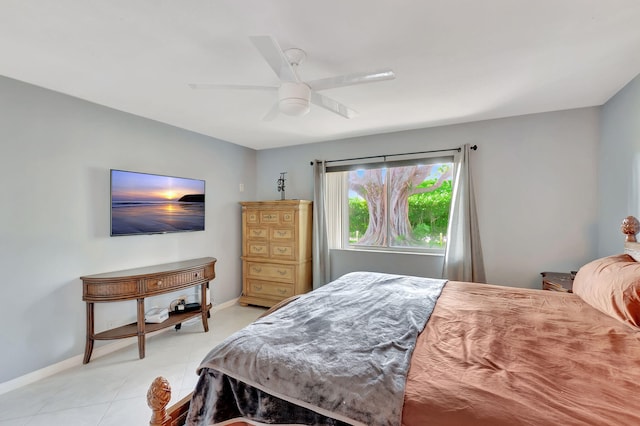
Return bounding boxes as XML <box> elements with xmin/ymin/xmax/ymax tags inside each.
<box><xmin>201</xmin><ymin>283</ymin><xmax>209</xmax><ymax>332</ymax></box>
<box><xmin>137</xmin><ymin>298</ymin><xmax>146</xmax><ymax>359</ymax></box>
<box><xmin>83</xmin><ymin>302</ymin><xmax>95</xmax><ymax>364</ymax></box>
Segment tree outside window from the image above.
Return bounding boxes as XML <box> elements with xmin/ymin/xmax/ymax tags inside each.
<box><xmin>347</xmin><ymin>162</ymin><xmax>453</xmax><ymax>249</ymax></box>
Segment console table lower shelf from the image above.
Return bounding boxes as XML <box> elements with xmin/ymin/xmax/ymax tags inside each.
<box><xmin>90</xmin><ymin>304</ymin><xmax>212</xmax><ymax>346</ymax></box>
<box><xmin>81</xmin><ymin>257</ymin><xmax>216</xmax><ymax>364</ymax></box>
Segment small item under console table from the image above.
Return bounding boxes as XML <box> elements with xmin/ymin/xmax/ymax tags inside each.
<box><xmin>80</xmin><ymin>257</ymin><xmax>216</xmax><ymax>364</ymax></box>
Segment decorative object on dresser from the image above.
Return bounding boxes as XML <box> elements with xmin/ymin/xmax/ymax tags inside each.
<box><xmin>240</xmin><ymin>200</ymin><xmax>312</xmax><ymax>308</ymax></box>
<box><xmin>540</xmin><ymin>271</ymin><xmax>574</xmax><ymax>293</ymax></box>
<box><xmin>80</xmin><ymin>257</ymin><xmax>216</xmax><ymax>363</ymax></box>
<box><xmin>277</xmin><ymin>172</ymin><xmax>287</xmax><ymax>200</ymax></box>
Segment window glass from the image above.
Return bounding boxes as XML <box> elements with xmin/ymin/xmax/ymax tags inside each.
<box><xmin>345</xmin><ymin>162</ymin><xmax>453</xmax><ymax>251</ymax></box>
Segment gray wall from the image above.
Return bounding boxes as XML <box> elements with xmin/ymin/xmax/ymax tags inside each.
<box><xmin>598</xmin><ymin>74</ymin><xmax>640</xmax><ymax>257</ymax></box>
<box><xmin>0</xmin><ymin>76</ymin><xmax>257</xmax><ymax>383</ymax></box>
<box><xmin>257</xmin><ymin>108</ymin><xmax>600</xmax><ymax>288</ymax></box>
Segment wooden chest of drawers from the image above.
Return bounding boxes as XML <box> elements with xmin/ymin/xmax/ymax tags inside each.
<box><xmin>239</xmin><ymin>200</ymin><xmax>312</xmax><ymax>307</ymax></box>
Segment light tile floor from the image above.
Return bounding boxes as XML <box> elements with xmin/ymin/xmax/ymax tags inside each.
<box><xmin>0</xmin><ymin>304</ymin><xmax>266</xmax><ymax>426</ymax></box>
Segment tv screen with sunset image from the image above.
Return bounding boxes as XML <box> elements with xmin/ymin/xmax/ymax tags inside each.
<box><xmin>110</xmin><ymin>169</ymin><xmax>205</xmax><ymax>236</ymax></box>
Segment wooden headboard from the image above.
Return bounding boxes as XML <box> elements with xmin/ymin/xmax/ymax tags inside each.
<box><xmin>622</xmin><ymin>216</ymin><xmax>640</xmax><ymax>261</ymax></box>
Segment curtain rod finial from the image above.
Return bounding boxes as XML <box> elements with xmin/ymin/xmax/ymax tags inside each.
<box><xmin>471</xmin><ymin>145</ymin><xmax>478</xmax><ymax>150</ymax></box>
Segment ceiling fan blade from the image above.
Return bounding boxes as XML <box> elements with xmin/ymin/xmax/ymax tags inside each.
<box><xmin>262</xmin><ymin>102</ymin><xmax>280</xmax><ymax>121</ymax></box>
<box><xmin>249</xmin><ymin>35</ymin><xmax>298</xmax><ymax>83</ymax></box>
<box><xmin>306</xmin><ymin>68</ymin><xmax>395</xmax><ymax>92</ymax></box>
<box><xmin>310</xmin><ymin>92</ymin><xmax>357</xmax><ymax>119</ymax></box>
<box><xmin>188</xmin><ymin>83</ymin><xmax>276</xmax><ymax>91</ymax></box>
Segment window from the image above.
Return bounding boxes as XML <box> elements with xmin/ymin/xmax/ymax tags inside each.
<box><xmin>326</xmin><ymin>155</ymin><xmax>454</xmax><ymax>252</ymax></box>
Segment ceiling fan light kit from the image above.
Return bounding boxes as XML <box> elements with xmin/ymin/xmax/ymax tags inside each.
<box><xmin>278</xmin><ymin>82</ymin><xmax>311</xmax><ymax>116</ymax></box>
<box><xmin>189</xmin><ymin>35</ymin><xmax>395</xmax><ymax>120</ymax></box>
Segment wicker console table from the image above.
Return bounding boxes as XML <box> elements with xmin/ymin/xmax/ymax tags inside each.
<box><xmin>80</xmin><ymin>257</ymin><xmax>216</xmax><ymax>363</ymax></box>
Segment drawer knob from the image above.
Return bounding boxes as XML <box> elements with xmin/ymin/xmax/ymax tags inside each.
<box><xmin>278</xmin><ymin>270</ymin><xmax>287</xmax><ymax>276</ymax></box>
<box><xmin>255</xmin><ymin>284</ymin><xmax>262</xmax><ymax>291</ymax></box>
<box><xmin>253</xmin><ymin>267</ymin><xmax>262</xmax><ymax>273</ymax></box>
<box><xmin>277</xmin><ymin>288</ymin><xmax>286</xmax><ymax>294</ymax></box>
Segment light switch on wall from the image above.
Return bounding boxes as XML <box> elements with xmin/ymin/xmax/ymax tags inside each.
<box><xmin>239</xmin><ymin>183</ymin><xmax>245</xmax><ymax>192</ymax></box>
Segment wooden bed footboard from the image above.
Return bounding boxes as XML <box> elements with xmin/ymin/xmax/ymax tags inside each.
<box><xmin>148</xmin><ymin>295</ymin><xmax>301</xmax><ymax>425</ymax></box>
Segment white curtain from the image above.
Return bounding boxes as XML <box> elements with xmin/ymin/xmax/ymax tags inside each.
<box><xmin>312</xmin><ymin>160</ymin><xmax>331</xmax><ymax>288</ymax></box>
<box><xmin>325</xmin><ymin>171</ymin><xmax>348</xmax><ymax>249</ymax></box>
<box><xmin>442</xmin><ymin>144</ymin><xmax>486</xmax><ymax>282</ymax></box>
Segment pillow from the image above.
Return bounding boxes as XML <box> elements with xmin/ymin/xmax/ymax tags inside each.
<box><xmin>573</xmin><ymin>254</ymin><xmax>640</xmax><ymax>330</ymax></box>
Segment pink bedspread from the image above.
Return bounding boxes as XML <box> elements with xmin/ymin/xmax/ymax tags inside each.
<box><xmin>403</xmin><ymin>281</ymin><xmax>640</xmax><ymax>426</ymax></box>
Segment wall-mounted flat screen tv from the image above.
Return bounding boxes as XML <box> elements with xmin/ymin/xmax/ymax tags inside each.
<box><xmin>110</xmin><ymin>169</ymin><xmax>205</xmax><ymax>236</ymax></box>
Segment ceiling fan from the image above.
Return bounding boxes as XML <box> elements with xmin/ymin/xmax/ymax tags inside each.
<box><xmin>189</xmin><ymin>35</ymin><xmax>396</xmax><ymax>120</ymax></box>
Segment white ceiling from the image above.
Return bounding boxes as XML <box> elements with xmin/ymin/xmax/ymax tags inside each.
<box><xmin>1</xmin><ymin>1</ymin><xmax>639</xmax><ymax>150</ymax></box>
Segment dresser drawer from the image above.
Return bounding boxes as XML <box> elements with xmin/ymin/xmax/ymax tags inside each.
<box><xmin>271</xmin><ymin>227</ymin><xmax>294</xmax><ymax>241</ymax></box>
<box><xmin>260</xmin><ymin>211</ymin><xmax>280</xmax><ymax>224</ymax></box>
<box><xmin>246</xmin><ymin>262</ymin><xmax>295</xmax><ymax>283</ymax></box>
<box><xmin>270</xmin><ymin>243</ymin><xmax>295</xmax><ymax>260</ymax></box>
<box><xmin>281</xmin><ymin>210</ymin><xmax>295</xmax><ymax>223</ymax></box>
<box><xmin>247</xmin><ymin>279</ymin><xmax>294</xmax><ymax>298</ymax></box>
<box><xmin>143</xmin><ymin>269</ymin><xmax>205</xmax><ymax>293</ymax></box>
<box><xmin>247</xmin><ymin>241</ymin><xmax>269</xmax><ymax>257</ymax></box>
<box><xmin>246</xmin><ymin>210</ymin><xmax>259</xmax><ymax>224</ymax></box>
<box><xmin>246</xmin><ymin>226</ymin><xmax>268</xmax><ymax>240</ymax></box>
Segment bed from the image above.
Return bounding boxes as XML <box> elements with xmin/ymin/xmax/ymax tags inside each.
<box><xmin>148</xmin><ymin>216</ymin><xmax>640</xmax><ymax>426</ymax></box>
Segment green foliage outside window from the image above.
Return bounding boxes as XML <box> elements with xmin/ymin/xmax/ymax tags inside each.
<box><xmin>349</xmin><ymin>197</ymin><xmax>369</xmax><ymax>239</ymax></box>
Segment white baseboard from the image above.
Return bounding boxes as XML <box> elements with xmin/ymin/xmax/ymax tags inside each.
<box><xmin>211</xmin><ymin>297</ymin><xmax>238</xmax><ymax>311</ymax></box>
<box><xmin>0</xmin><ymin>298</ymin><xmax>240</xmax><ymax>396</ymax></box>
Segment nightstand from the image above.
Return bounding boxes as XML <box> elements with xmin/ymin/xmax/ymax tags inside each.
<box><xmin>540</xmin><ymin>271</ymin><xmax>574</xmax><ymax>293</ymax></box>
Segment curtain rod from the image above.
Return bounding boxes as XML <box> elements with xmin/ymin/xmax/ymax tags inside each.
<box><xmin>309</xmin><ymin>144</ymin><xmax>477</xmax><ymax>166</ymax></box>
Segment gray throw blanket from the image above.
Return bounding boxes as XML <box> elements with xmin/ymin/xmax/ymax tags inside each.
<box><xmin>188</xmin><ymin>271</ymin><xmax>447</xmax><ymax>425</ymax></box>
